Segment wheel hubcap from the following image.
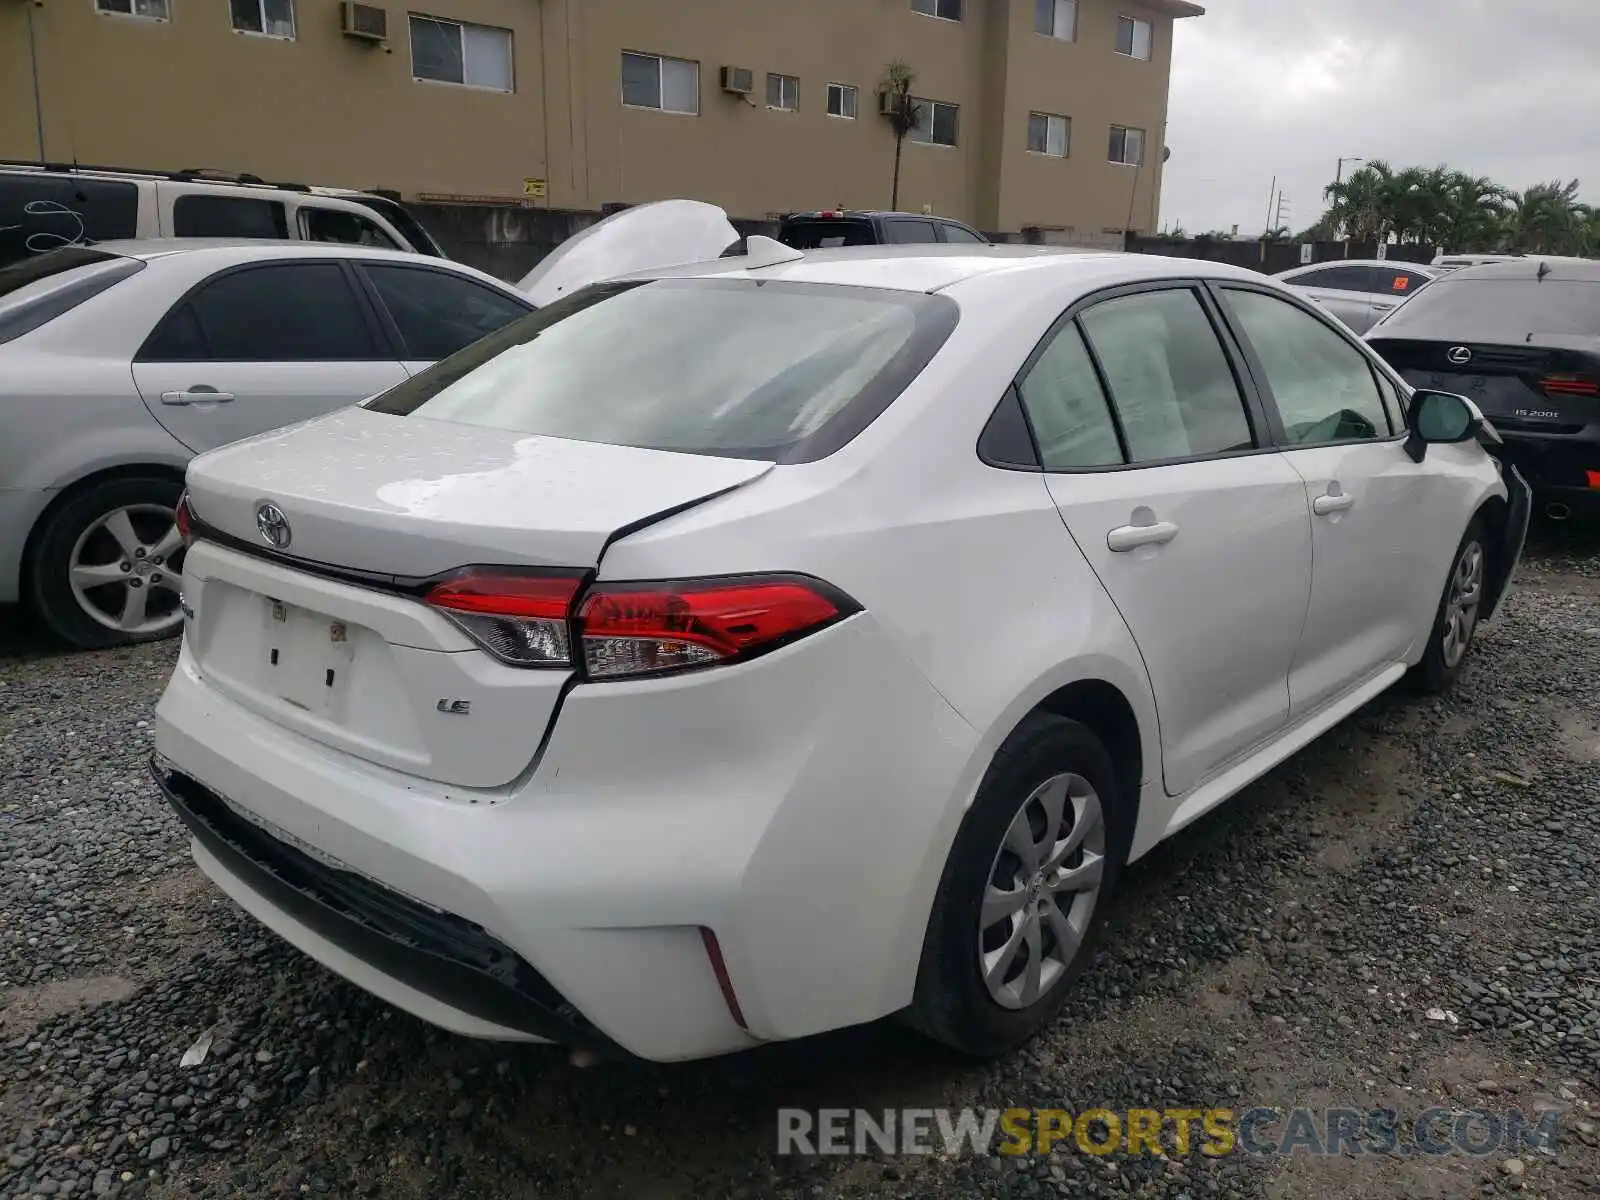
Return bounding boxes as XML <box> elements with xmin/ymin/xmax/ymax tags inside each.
<box><xmin>978</xmin><ymin>772</ymin><xmax>1106</xmax><ymax>1011</ymax></box>
<box><xmin>68</xmin><ymin>504</ymin><xmax>186</xmax><ymax>636</ymax></box>
<box><xmin>1440</xmin><ymin>540</ymin><xmax>1484</xmax><ymax>669</ymax></box>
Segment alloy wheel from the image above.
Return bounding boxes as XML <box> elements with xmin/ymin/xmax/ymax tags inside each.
<box><xmin>978</xmin><ymin>772</ymin><xmax>1106</xmax><ymax>1010</ymax></box>
<box><xmin>1440</xmin><ymin>539</ymin><xmax>1484</xmax><ymax>669</ymax></box>
<box><xmin>67</xmin><ymin>504</ymin><xmax>186</xmax><ymax>637</ymax></box>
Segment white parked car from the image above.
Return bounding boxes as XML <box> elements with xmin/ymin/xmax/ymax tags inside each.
<box><xmin>0</xmin><ymin>204</ymin><xmax>741</xmax><ymax>649</ymax></box>
<box><xmin>152</xmin><ymin>237</ymin><xmax>1531</xmax><ymax>1063</ymax></box>
<box><xmin>1275</xmin><ymin>259</ymin><xmax>1439</xmax><ymax>333</ymax></box>
<box><xmin>0</xmin><ymin>241</ymin><xmax>537</xmax><ymax>647</ymax></box>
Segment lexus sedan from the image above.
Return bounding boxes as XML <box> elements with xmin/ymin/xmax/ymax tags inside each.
<box><xmin>152</xmin><ymin>238</ymin><xmax>1531</xmax><ymax>1063</ymax></box>
<box><xmin>1368</xmin><ymin>256</ymin><xmax>1600</xmax><ymax>520</ymax></box>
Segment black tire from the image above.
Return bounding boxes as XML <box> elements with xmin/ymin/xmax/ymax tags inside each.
<box><xmin>906</xmin><ymin>713</ymin><xmax>1129</xmax><ymax>1057</ymax></box>
<box><xmin>1409</xmin><ymin>516</ymin><xmax>1489</xmax><ymax>696</ymax></box>
<box><xmin>26</xmin><ymin>474</ymin><xmax>185</xmax><ymax>650</ymax></box>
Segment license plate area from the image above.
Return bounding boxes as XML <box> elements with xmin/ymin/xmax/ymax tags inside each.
<box><xmin>261</xmin><ymin>597</ymin><xmax>356</xmax><ymax>720</ymax></box>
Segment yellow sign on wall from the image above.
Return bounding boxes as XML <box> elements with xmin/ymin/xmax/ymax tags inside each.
<box><xmin>523</xmin><ymin>178</ymin><xmax>547</xmax><ymax>199</ymax></box>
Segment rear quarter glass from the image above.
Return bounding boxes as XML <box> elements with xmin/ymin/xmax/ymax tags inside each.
<box><xmin>362</xmin><ymin>277</ymin><xmax>960</xmax><ymax>464</ymax></box>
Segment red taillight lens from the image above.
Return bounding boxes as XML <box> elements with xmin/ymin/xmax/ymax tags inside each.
<box><xmin>1540</xmin><ymin>376</ymin><xmax>1600</xmax><ymax>397</ymax></box>
<box><xmin>175</xmin><ymin>491</ymin><xmax>194</xmax><ymax>548</ymax></box>
<box><xmin>576</xmin><ymin>575</ymin><xmax>852</xmax><ymax>679</ymax></box>
<box><xmin>424</xmin><ymin>570</ymin><xmax>583</xmax><ymax>667</ymax></box>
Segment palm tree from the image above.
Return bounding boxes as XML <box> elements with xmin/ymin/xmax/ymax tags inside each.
<box><xmin>880</xmin><ymin>61</ymin><xmax>920</xmax><ymax>212</ymax></box>
<box><xmin>1437</xmin><ymin>173</ymin><xmax>1510</xmax><ymax>253</ymax></box>
<box><xmin>1506</xmin><ymin>180</ymin><xmax>1585</xmax><ymax>253</ymax></box>
<box><xmin>1323</xmin><ymin>160</ymin><xmax>1394</xmax><ymax>242</ymax></box>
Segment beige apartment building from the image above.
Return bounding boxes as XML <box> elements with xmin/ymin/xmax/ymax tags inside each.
<box><xmin>0</xmin><ymin>0</ymin><xmax>1200</xmax><ymax>236</ymax></box>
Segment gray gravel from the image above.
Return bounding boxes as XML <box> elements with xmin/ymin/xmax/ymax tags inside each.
<box><xmin>1</xmin><ymin>521</ymin><xmax>1598</xmax><ymax>1200</ymax></box>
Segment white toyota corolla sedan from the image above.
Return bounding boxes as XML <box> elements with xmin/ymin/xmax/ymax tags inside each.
<box><xmin>152</xmin><ymin>229</ymin><xmax>1531</xmax><ymax>1063</ymax></box>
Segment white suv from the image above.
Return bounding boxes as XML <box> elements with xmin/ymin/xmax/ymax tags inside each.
<box><xmin>153</xmin><ymin>234</ymin><xmax>1531</xmax><ymax>1063</ymax></box>
<box><xmin>0</xmin><ymin>161</ymin><xmax>444</xmax><ymax>268</ymax></box>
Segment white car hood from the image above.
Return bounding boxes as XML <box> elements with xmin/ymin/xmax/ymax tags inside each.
<box><xmin>516</xmin><ymin>199</ymin><xmax>741</xmax><ymax>307</ymax></box>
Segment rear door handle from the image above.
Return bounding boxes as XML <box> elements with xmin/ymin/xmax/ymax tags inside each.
<box><xmin>160</xmin><ymin>388</ymin><xmax>235</xmax><ymax>406</ymax></box>
<box><xmin>1313</xmin><ymin>491</ymin><xmax>1356</xmax><ymax>516</ymax></box>
<box><xmin>1107</xmin><ymin>521</ymin><xmax>1179</xmax><ymax>552</ymax></box>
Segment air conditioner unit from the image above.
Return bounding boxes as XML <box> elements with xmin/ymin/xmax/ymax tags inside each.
<box><xmin>340</xmin><ymin>1</ymin><xmax>387</xmax><ymax>41</ymax></box>
<box><xmin>720</xmin><ymin>66</ymin><xmax>754</xmax><ymax>95</ymax></box>
<box><xmin>878</xmin><ymin>90</ymin><xmax>903</xmax><ymax>117</ymax></box>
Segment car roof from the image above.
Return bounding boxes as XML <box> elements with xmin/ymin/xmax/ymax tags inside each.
<box><xmin>625</xmin><ymin>244</ymin><xmax>1272</xmax><ymax>294</ymax></box>
<box><xmin>1436</xmin><ymin>257</ymin><xmax>1600</xmax><ymax>282</ymax></box>
<box><xmin>784</xmin><ymin>210</ymin><xmax>972</xmax><ymax>222</ymax></box>
<box><xmin>78</xmin><ymin>239</ymin><xmax>519</xmax><ymax>290</ymax></box>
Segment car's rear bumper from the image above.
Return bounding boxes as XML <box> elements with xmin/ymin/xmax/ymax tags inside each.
<box><xmin>153</xmin><ymin>614</ymin><xmax>978</xmax><ymax>1062</ymax></box>
<box><xmin>1495</xmin><ymin>429</ymin><xmax>1600</xmax><ymax>518</ymax></box>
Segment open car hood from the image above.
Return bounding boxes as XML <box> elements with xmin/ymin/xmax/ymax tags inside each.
<box><xmin>516</xmin><ymin>199</ymin><xmax>741</xmax><ymax>307</ymax></box>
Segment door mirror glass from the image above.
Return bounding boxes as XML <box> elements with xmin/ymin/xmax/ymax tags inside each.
<box><xmin>1410</xmin><ymin>389</ymin><xmax>1477</xmax><ymax>443</ymax></box>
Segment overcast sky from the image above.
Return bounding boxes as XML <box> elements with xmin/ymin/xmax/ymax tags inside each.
<box><xmin>1160</xmin><ymin>0</ymin><xmax>1600</xmax><ymax>236</ymax></box>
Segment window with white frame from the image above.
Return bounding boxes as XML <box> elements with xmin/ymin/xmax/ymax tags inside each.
<box><xmin>1034</xmin><ymin>0</ymin><xmax>1077</xmax><ymax>40</ymax></box>
<box><xmin>231</xmin><ymin>0</ymin><xmax>295</xmax><ymax>39</ymax></box>
<box><xmin>1116</xmin><ymin>15</ymin><xmax>1153</xmax><ymax>59</ymax></box>
<box><xmin>909</xmin><ymin>99</ymin><xmax>959</xmax><ymax>147</ymax></box>
<box><xmin>767</xmin><ymin>73</ymin><xmax>800</xmax><ymax>112</ymax></box>
<box><xmin>1028</xmin><ymin>113</ymin><xmax>1070</xmax><ymax>157</ymax></box>
<box><xmin>95</xmin><ymin>0</ymin><xmax>169</xmax><ymax>19</ymax></box>
<box><xmin>826</xmin><ymin>83</ymin><xmax>858</xmax><ymax>119</ymax></box>
<box><xmin>410</xmin><ymin>16</ymin><xmax>514</xmax><ymax>91</ymax></box>
<box><xmin>1108</xmin><ymin>125</ymin><xmax>1145</xmax><ymax>165</ymax></box>
<box><xmin>621</xmin><ymin>52</ymin><xmax>700</xmax><ymax>114</ymax></box>
<box><xmin>911</xmin><ymin>0</ymin><xmax>963</xmax><ymax>21</ymax></box>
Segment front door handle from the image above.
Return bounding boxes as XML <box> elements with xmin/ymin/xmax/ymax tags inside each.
<box><xmin>160</xmin><ymin>388</ymin><xmax>235</xmax><ymax>406</ymax></box>
<box><xmin>1107</xmin><ymin>520</ymin><xmax>1179</xmax><ymax>553</ymax></box>
<box><xmin>1313</xmin><ymin>490</ymin><xmax>1356</xmax><ymax>516</ymax></box>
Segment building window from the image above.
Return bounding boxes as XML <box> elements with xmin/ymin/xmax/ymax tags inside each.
<box><xmin>826</xmin><ymin>83</ymin><xmax>858</xmax><ymax>119</ymax></box>
<box><xmin>231</xmin><ymin>0</ymin><xmax>295</xmax><ymax>38</ymax></box>
<box><xmin>1028</xmin><ymin>113</ymin><xmax>1070</xmax><ymax>157</ymax></box>
<box><xmin>1108</xmin><ymin>125</ymin><xmax>1145</xmax><ymax>165</ymax></box>
<box><xmin>1116</xmin><ymin>15</ymin><xmax>1154</xmax><ymax>59</ymax></box>
<box><xmin>911</xmin><ymin>0</ymin><xmax>963</xmax><ymax>21</ymax></box>
<box><xmin>410</xmin><ymin>16</ymin><xmax>514</xmax><ymax>91</ymax></box>
<box><xmin>767</xmin><ymin>73</ymin><xmax>800</xmax><ymax>112</ymax></box>
<box><xmin>621</xmin><ymin>52</ymin><xmax>700</xmax><ymax>114</ymax></box>
<box><xmin>910</xmin><ymin>99</ymin><xmax>959</xmax><ymax>147</ymax></box>
<box><xmin>95</xmin><ymin>0</ymin><xmax>169</xmax><ymax>19</ymax></box>
<box><xmin>1034</xmin><ymin>0</ymin><xmax>1077</xmax><ymax>39</ymax></box>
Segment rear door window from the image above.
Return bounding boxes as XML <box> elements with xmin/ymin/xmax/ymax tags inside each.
<box><xmin>172</xmin><ymin>194</ymin><xmax>290</xmax><ymax>240</ymax></box>
<box><xmin>885</xmin><ymin>219</ymin><xmax>940</xmax><ymax>244</ymax></box>
<box><xmin>939</xmin><ymin>223</ymin><xmax>986</xmax><ymax>244</ymax></box>
<box><xmin>140</xmin><ymin>262</ymin><xmax>382</xmax><ymax>361</ymax></box>
<box><xmin>0</xmin><ymin>174</ymin><xmax>139</xmax><ymax>266</ymax></box>
<box><xmin>1078</xmin><ymin>287</ymin><xmax>1256</xmax><ymax>463</ymax></box>
<box><xmin>361</xmin><ymin>264</ymin><xmax>531</xmax><ymax>359</ymax></box>
<box><xmin>1017</xmin><ymin>321</ymin><xmax>1123</xmax><ymax>469</ymax></box>
<box><xmin>1288</xmin><ymin>265</ymin><xmax>1370</xmax><ymax>292</ymax></box>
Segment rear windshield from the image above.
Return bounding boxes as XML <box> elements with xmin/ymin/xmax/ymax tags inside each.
<box><xmin>365</xmin><ymin>277</ymin><xmax>958</xmax><ymax>461</ymax></box>
<box><xmin>1375</xmin><ymin>277</ymin><xmax>1600</xmax><ymax>340</ymax></box>
<box><xmin>779</xmin><ymin>220</ymin><xmax>878</xmax><ymax>249</ymax></box>
<box><xmin>0</xmin><ymin>248</ymin><xmax>145</xmax><ymax>346</ymax></box>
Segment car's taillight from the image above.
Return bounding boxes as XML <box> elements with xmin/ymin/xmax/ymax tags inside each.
<box><xmin>576</xmin><ymin>575</ymin><xmax>854</xmax><ymax>679</ymax></box>
<box><xmin>424</xmin><ymin>570</ymin><xmax>584</xmax><ymax>667</ymax></box>
<box><xmin>175</xmin><ymin>491</ymin><xmax>195</xmax><ymax>548</ymax></box>
<box><xmin>1540</xmin><ymin>375</ymin><xmax>1600</xmax><ymax>397</ymax></box>
<box><xmin>423</xmin><ymin>570</ymin><xmax>857</xmax><ymax>677</ymax></box>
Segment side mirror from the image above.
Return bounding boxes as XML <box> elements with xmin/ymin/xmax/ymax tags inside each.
<box><xmin>1404</xmin><ymin>389</ymin><xmax>1483</xmax><ymax>463</ymax></box>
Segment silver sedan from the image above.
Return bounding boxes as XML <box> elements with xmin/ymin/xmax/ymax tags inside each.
<box><xmin>1275</xmin><ymin>259</ymin><xmax>1440</xmax><ymax>334</ymax></box>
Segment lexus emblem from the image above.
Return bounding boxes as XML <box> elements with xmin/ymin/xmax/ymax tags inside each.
<box><xmin>1447</xmin><ymin>346</ymin><xmax>1473</xmax><ymax>365</ymax></box>
<box><xmin>255</xmin><ymin>503</ymin><xmax>292</xmax><ymax>549</ymax></box>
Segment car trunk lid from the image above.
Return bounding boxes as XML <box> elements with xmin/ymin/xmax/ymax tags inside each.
<box><xmin>180</xmin><ymin>406</ymin><xmax>772</xmax><ymax>789</ymax></box>
<box><xmin>1369</xmin><ymin>335</ymin><xmax>1600</xmax><ymax>434</ymax></box>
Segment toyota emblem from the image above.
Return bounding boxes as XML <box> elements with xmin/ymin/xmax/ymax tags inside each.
<box><xmin>1447</xmin><ymin>346</ymin><xmax>1473</xmax><ymax>365</ymax></box>
<box><xmin>255</xmin><ymin>503</ymin><xmax>292</xmax><ymax>549</ymax></box>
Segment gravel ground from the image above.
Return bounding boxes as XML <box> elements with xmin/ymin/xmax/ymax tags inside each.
<box><xmin>1</xmin><ymin>521</ymin><xmax>1598</xmax><ymax>1200</ymax></box>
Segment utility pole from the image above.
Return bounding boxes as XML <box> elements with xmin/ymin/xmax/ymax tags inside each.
<box><xmin>1263</xmin><ymin>175</ymin><xmax>1277</xmax><ymax>237</ymax></box>
<box><xmin>1336</xmin><ymin>156</ymin><xmax>1364</xmax><ymax>186</ymax></box>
